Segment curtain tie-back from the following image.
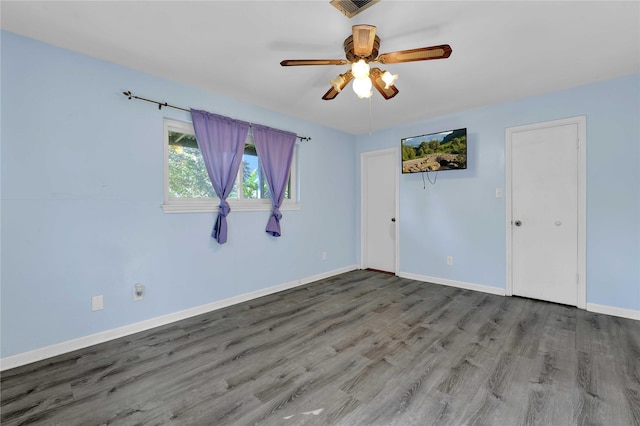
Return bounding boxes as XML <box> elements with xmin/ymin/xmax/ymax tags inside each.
<box><xmin>212</xmin><ymin>200</ymin><xmax>232</xmax><ymax>243</ymax></box>
<box><xmin>266</xmin><ymin>206</ymin><xmax>283</xmax><ymax>237</ymax></box>
<box><xmin>272</xmin><ymin>206</ymin><xmax>282</xmax><ymax>221</ymax></box>
<box><xmin>218</xmin><ymin>200</ymin><xmax>231</xmax><ymax>217</ymax></box>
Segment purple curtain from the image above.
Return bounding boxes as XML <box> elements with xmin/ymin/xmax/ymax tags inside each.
<box><xmin>252</xmin><ymin>124</ymin><xmax>297</xmax><ymax>237</ymax></box>
<box><xmin>190</xmin><ymin>109</ymin><xmax>250</xmax><ymax>244</ymax></box>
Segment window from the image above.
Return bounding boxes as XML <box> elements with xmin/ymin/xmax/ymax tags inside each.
<box><xmin>162</xmin><ymin>118</ymin><xmax>299</xmax><ymax>213</ymax></box>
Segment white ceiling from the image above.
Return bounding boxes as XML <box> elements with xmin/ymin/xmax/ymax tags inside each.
<box><xmin>2</xmin><ymin>1</ymin><xmax>639</xmax><ymax>135</ymax></box>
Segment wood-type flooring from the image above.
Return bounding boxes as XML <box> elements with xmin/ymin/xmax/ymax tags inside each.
<box><xmin>2</xmin><ymin>270</ymin><xmax>639</xmax><ymax>425</ymax></box>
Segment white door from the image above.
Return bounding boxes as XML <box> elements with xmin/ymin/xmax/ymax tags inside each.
<box><xmin>507</xmin><ymin>117</ymin><xmax>586</xmax><ymax>307</ymax></box>
<box><xmin>361</xmin><ymin>148</ymin><xmax>398</xmax><ymax>273</ymax></box>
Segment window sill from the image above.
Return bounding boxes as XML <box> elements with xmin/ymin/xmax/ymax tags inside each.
<box><xmin>162</xmin><ymin>199</ymin><xmax>301</xmax><ymax>213</ymax></box>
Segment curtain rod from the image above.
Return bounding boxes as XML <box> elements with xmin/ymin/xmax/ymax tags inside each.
<box><xmin>122</xmin><ymin>91</ymin><xmax>311</xmax><ymax>142</ymax></box>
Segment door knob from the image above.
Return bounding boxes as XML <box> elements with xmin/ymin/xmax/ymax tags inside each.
<box><xmin>514</xmin><ymin>220</ymin><xmax>522</xmax><ymax>226</ymax></box>
<box><xmin>391</xmin><ymin>218</ymin><xmax>396</xmax><ymax>222</ymax></box>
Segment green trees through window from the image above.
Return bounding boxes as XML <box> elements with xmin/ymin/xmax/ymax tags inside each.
<box><xmin>167</xmin><ymin>128</ymin><xmax>287</xmax><ymax>201</ymax></box>
<box><xmin>168</xmin><ymin>135</ymin><xmax>217</xmax><ymax>198</ymax></box>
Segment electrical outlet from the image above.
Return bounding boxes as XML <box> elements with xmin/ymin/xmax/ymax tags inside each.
<box><xmin>496</xmin><ymin>188</ymin><xmax>504</xmax><ymax>198</ymax></box>
<box><xmin>92</xmin><ymin>295</ymin><xmax>104</xmax><ymax>311</ymax></box>
<box><xmin>322</xmin><ymin>251</ymin><xmax>327</xmax><ymax>261</ymax></box>
<box><xmin>447</xmin><ymin>256</ymin><xmax>454</xmax><ymax>266</ymax></box>
<box><xmin>133</xmin><ymin>283</ymin><xmax>145</xmax><ymax>301</ymax></box>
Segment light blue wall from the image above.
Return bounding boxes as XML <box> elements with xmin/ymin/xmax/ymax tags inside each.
<box><xmin>2</xmin><ymin>30</ymin><xmax>639</xmax><ymax>359</ymax></box>
<box><xmin>356</xmin><ymin>73</ymin><xmax>640</xmax><ymax>311</ymax></box>
<box><xmin>0</xmin><ymin>32</ymin><xmax>357</xmax><ymax>358</ymax></box>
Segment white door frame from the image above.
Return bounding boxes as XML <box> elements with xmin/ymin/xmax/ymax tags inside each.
<box><xmin>360</xmin><ymin>147</ymin><xmax>400</xmax><ymax>274</ymax></box>
<box><xmin>505</xmin><ymin>116</ymin><xmax>587</xmax><ymax>309</ymax></box>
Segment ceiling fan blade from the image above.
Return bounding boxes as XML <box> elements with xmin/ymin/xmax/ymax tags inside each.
<box><xmin>376</xmin><ymin>44</ymin><xmax>452</xmax><ymax>64</ymax></box>
<box><xmin>280</xmin><ymin>59</ymin><xmax>349</xmax><ymax>66</ymax></box>
<box><xmin>352</xmin><ymin>24</ymin><xmax>377</xmax><ymax>58</ymax></box>
<box><xmin>370</xmin><ymin>68</ymin><xmax>399</xmax><ymax>100</ymax></box>
<box><xmin>322</xmin><ymin>72</ymin><xmax>353</xmax><ymax>100</ymax></box>
<box><xmin>322</xmin><ymin>87</ymin><xmax>340</xmax><ymax>100</ymax></box>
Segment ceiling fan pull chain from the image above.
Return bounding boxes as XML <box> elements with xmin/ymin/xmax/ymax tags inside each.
<box><xmin>369</xmin><ymin>96</ymin><xmax>373</xmax><ymax>134</ymax></box>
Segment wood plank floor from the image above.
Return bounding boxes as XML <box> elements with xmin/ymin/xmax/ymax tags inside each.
<box><xmin>2</xmin><ymin>270</ymin><xmax>639</xmax><ymax>425</ymax></box>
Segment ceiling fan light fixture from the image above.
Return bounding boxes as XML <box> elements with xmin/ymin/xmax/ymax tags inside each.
<box><xmin>330</xmin><ymin>74</ymin><xmax>346</xmax><ymax>92</ymax></box>
<box><xmin>280</xmin><ymin>25</ymin><xmax>452</xmax><ymax>101</ymax></box>
<box><xmin>351</xmin><ymin>59</ymin><xmax>370</xmax><ymax>79</ymax></box>
<box><xmin>352</xmin><ymin>76</ymin><xmax>373</xmax><ymax>98</ymax></box>
<box><xmin>381</xmin><ymin>71</ymin><xmax>398</xmax><ymax>89</ymax></box>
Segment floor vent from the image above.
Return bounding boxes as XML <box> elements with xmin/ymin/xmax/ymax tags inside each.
<box><xmin>330</xmin><ymin>0</ymin><xmax>380</xmax><ymax>18</ymax></box>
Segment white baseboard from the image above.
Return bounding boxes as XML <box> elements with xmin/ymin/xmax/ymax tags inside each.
<box><xmin>398</xmin><ymin>272</ymin><xmax>639</xmax><ymax>321</ymax></box>
<box><xmin>587</xmin><ymin>303</ymin><xmax>640</xmax><ymax>321</ymax></box>
<box><xmin>0</xmin><ymin>265</ymin><xmax>358</xmax><ymax>371</ymax></box>
<box><xmin>299</xmin><ymin>265</ymin><xmax>358</xmax><ymax>285</ymax></box>
<box><xmin>398</xmin><ymin>272</ymin><xmax>507</xmax><ymax>296</ymax></box>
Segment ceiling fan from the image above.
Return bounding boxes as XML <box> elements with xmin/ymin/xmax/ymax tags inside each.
<box><xmin>280</xmin><ymin>24</ymin><xmax>452</xmax><ymax>100</ymax></box>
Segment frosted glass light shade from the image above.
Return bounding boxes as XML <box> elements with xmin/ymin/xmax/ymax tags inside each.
<box><xmin>351</xmin><ymin>59</ymin><xmax>370</xmax><ymax>79</ymax></box>
<box><xmin>381</xmin><ymin>71</ymin><xmax>398</xmax><ymax>89</ymax></box>
<box><xmin>352</xmin><ymin>76</ymin><xmax>373</xmax><ymax>98</ymax></box>
<box><xmin>330</xmin><ymin>75</ymin><xmax>346</xmax><ymax>92</ymax></box>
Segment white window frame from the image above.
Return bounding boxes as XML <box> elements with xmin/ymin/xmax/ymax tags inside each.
<box><xmin>162</xmin><ymin>118</ymin><xmax>301</xmax><ymax>213</ymax></box>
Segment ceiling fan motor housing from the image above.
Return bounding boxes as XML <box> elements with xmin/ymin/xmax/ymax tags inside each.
<box><xmin>344</xmin><ymin>35</ymin><xmax>380</xmax><ymax>62</ymax></box>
